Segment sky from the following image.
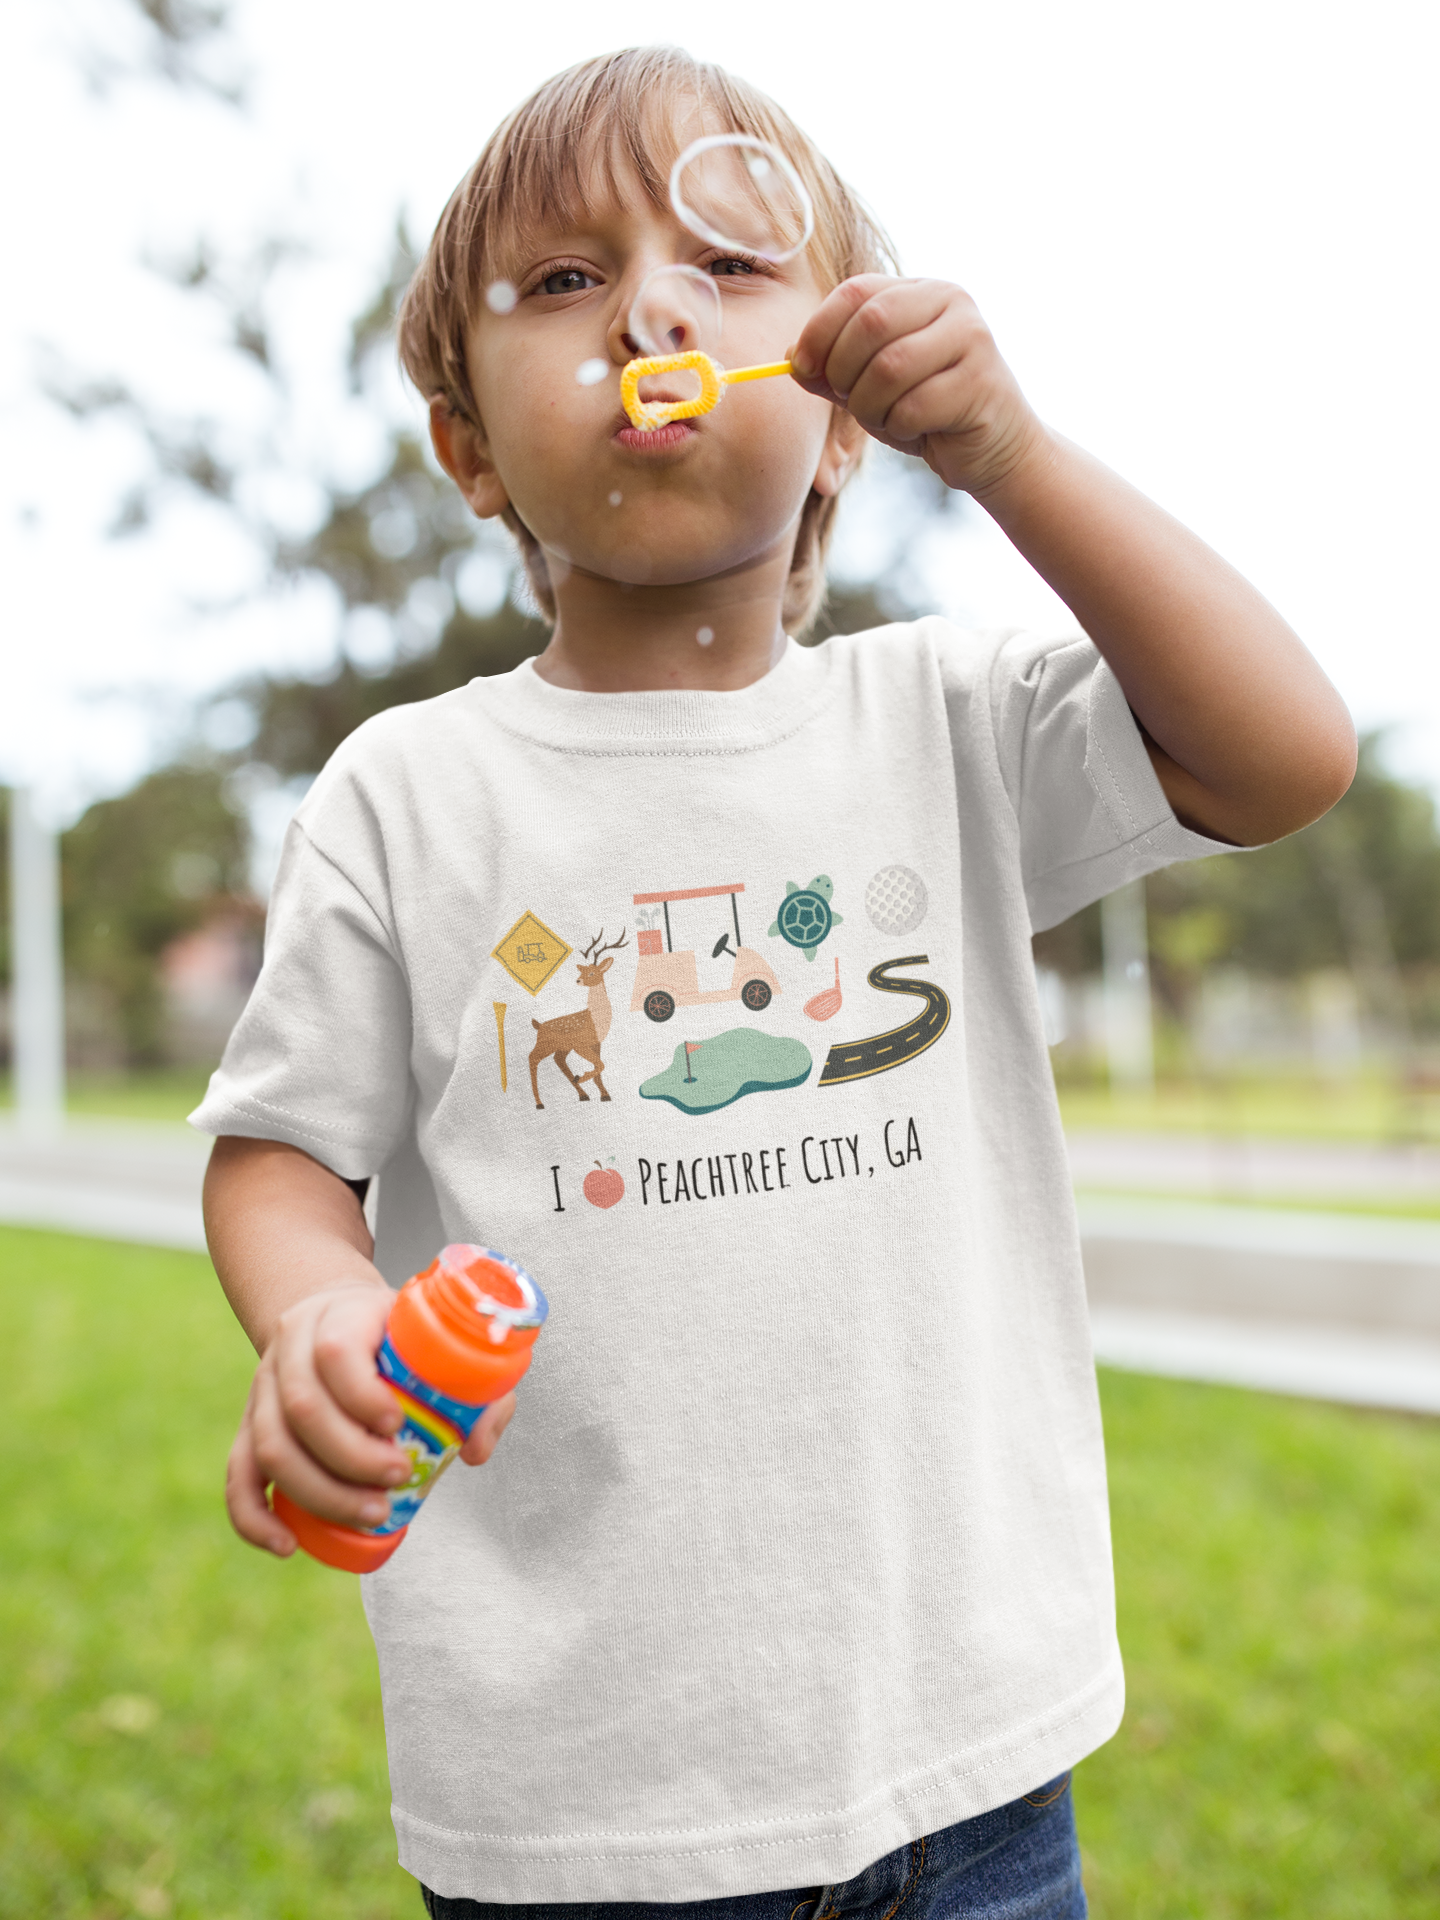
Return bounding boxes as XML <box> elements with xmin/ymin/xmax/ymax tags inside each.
<box><xmin>2</xmin><ymin>0</ymin><xmax>1437</xmax><ymax>823</ymax></box>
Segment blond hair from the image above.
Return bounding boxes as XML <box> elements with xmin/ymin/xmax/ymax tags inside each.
<box><xmin>397</xmin><ymin>47</ymin><xmax>895</xmax><ymax>634</ymax></box>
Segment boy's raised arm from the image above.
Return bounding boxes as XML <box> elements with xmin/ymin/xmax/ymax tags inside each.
<box><xmin>960</xmin><ymin>433</ymin><xmax>1356</xmax><ymax>847</ymax></box>
<box><xmin>206</xmin><ymin>1137</ymin><xmax>514</xmax><ymax>1557</ymax></box>
<box><xmin>792</xmin><ymin>278</ymin><xmax>1358</xmax><ymax>847</ymax></box>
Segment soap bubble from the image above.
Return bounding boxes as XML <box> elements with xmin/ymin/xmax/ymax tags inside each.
<box><xmin>485</xmin><ymin>280</ymin><xmax>518</xmax><ymax>315</ymax></box>
<box><xmin>608</xmin><ymin>491</ymin><xmax>623</xmax><ymax>506</ymax></box>
<box><xmin>575</xmin><ymin>357</ymin><xmax>610</xmax><ymax>386</ymax></box>
<box><xmin>628</xmin><ymin>264</ymin><xmax>722</xmax><ymax>360</ymax></box>
<box><xmin>670</xmin><ymin>135</ymin><xmax>814</xmax><ymax>264</ymax></box>
<box><xmin>696</xmin><ymin>626</ymin><xmax>715</xmax><ymax>646</ymax></box>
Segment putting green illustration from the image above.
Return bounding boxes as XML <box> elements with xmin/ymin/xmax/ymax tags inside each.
<box><xmin>639</xmin><ymin>1028</ymin><xmax>812</xmax><ymax>1115</ymax></box>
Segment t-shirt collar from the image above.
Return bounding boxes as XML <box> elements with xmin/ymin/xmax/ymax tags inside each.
<box><xmin>475</xmin><ymin>637</ymin><xmax>833</xmax><ymax>754</ymax></box>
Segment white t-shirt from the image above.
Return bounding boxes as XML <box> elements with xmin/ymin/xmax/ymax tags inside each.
<box><xmin>192</xmin><ymin>622</ymin><xmax>1225</xmax><ymax>1904</ymax></box>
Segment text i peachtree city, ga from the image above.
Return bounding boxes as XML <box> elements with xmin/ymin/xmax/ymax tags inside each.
<box><xmin>549</xmin><ymin>1116</ymin><xmax>925</xmax><ymax>1211</ymax></box>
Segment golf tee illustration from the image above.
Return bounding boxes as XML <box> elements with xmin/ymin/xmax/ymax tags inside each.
<box><xmin>493</xmin><ymin>1002</ymin><xmax>508</xmax><ymax>1091</ymax></box>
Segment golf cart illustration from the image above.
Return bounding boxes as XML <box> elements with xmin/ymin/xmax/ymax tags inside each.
<box><xmin>630</xmin><ymin>882</ymin><xmax>781</xmax><ymax>1023</ymax></box>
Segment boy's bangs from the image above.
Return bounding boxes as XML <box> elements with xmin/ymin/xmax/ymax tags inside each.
<box><xmin>479</xmin><ymin>104</ymin><xmax>680</xmax><ymax>281</ymax></box>
<box><xmin>467</xmin><ymin>50</ymin><xmax>860</xmax><ymax>295</ymax></box>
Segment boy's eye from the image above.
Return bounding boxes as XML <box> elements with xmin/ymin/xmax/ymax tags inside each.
<box><xmin>708</xmin><ymin>256</ymin><xmax>757</xmax><ymax>278</ymax></box>
<box><xmin>539</xmin><ymin>267</ymin><xmax>599</xmax><ymax>296</ymax></box>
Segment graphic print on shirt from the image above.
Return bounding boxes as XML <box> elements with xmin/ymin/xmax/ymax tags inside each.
<box><xmin>493</xmin><ymin>1002</ymin><xmax>508</xmax><ymax>1091</ymax></box>
<box><xmin>803</xmin><ymin>955</ymin><xmax>843</xmax><ymax>1021</ymax></box>
<box><xmin>817</xmin><ymin>954</ymin><xmax>951</xmax><ymax>1086</ymax></box>
<box><xmin>527</xmin><ymin>929</ymin><xmax>630</xmax><ymax>1109</ymax></box>
<box><xmin>630</xmin><ymin>882</ymin><xmax>780</xmax><ymax>1022</ymax></box>
<box><xmin>767</xmin><ymin>875</ymin><xmax>843</xmax><ymax>962</ymax></box>
<box><xmin>865</xmin><ymin>864</ymin><xmax>929</xmax><ymax>936</ymax></box>
<box><xmin>582</xmin><ymin>1159</ymin><xmax>626</xmax><ymax>1208</ymax></box>
<box><xmin>491</xmin><ymin>911</ymin><xmax>572</xmax><ymax>996</ymax></box>
<box><xmin>639</xmin><ymin>1027</ymin><xmax>813</xmax><ymax>1115</ymax></box>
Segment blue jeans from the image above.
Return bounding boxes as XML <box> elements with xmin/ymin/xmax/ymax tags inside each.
<box><xmin>420</xmin><ymin>1773</ymin><xmax>1085</xmax><ymax>1920</ymax></box>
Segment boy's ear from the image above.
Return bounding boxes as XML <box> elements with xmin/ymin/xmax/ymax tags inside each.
<box><xmin>429</xmin><ymin>396</ymin><xmax>510</xmax><ymax>520</ymax></box>
<box><xmin>810</xmin><ymin>407</ymin><xmax>865</xmax><ymax>500</ymax></box>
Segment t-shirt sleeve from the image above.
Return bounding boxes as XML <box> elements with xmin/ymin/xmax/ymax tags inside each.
<box><xmin>188</xmin><ymin>817</ymin><xmax>413</xmax><ymax>1181</ymax></box>
<box><xmin>977</xmin><ymin>628</ymin><xmax>1236</xmax><ymax>932</ymax></box>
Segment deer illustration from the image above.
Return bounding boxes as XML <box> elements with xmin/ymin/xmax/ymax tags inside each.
<box><xmin>528</xmin><ymin>929</ymin><xmax>630</xmax><ymax>1110</ymax></box>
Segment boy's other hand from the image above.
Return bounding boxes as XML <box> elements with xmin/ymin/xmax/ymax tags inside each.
<box><xmin>460</xmin><ymin>1391</ymin><xmax>518</xmax><ymax>1467</ymax></box>
<box><xmin>790</xmin><ymin>276</ymin><xmax>1044</xmax><ymax>499</ymax></box>
<box><xmin>227</xmin><ymin>1282</ymin><xmax>520</xmax><ymax>1555</ymax></box>
<box><xmin>228</xmin><ymin>1283</ymin><xmax>405</xmax><ymax>1554</ymax></box>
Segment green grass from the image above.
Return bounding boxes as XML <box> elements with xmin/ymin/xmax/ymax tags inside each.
<box><xmin>4</xmin><ymin>1228</ymin><xmax>1440</xmax><ymax>1916</ymax></box>
<box><xmin>1075</xmin><ymin>1188</ymin><xmax>1440</xmax><ymax>1222</ymax></box>
<box><xmin>1080</xmin><ymin>1373</ymin><xmax>1440</xmax><ymax>1917</ymax></box>
<box><xmin>1058</xmin><ymin>1076</ymin><xmax>1440</xmax><ymax>1145</ymax></box>
<box><xmin>0</xmin><ymin>1228</ymin><xmax>414</xmax><ymax>1920</ymax></box>
<box><xmin>0</xmin><ymin>1069</ymin><xmax>216</xmax><ymax>1127</ymax></box>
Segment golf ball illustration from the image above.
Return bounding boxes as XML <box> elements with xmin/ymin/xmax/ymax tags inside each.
<box><xmin>865</xmin><ymin>865</ymin><xmax>928</xmax><ymax>937</ymax></box>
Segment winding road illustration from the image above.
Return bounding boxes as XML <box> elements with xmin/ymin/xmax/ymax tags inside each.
<box><xmin>817</xmin><ymin>955</ymin><xmax>951</xmax><ymax>1087</ymax></box>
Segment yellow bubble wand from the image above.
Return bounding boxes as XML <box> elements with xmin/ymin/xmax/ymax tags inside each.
<box><xmin>620</xmin><ymin>351</ymin><xmax>793</xmax><ymax>432</ymax></box>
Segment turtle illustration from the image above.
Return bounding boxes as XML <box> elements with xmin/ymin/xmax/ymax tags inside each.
<box><xmin>768</xmin><ymin>875</ymin><xmax>843</xmax><ymax>962</ymax></box>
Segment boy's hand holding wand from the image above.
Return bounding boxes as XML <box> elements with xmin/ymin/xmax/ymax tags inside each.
<box><xmin>791</xmin><ymin>276</ymin><xmax>1355</xmax><ymax>850</ymax></box>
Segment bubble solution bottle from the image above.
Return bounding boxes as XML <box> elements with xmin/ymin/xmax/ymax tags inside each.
<box><xmin>272</xmin><ymin>1244</ymin><xmax>549</xmax><ymax>1573</ymax></box>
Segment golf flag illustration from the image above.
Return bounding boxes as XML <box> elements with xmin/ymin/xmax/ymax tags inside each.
<box><xmin>684</xmin><ymin>1041</ymin><xmax>702</xmax><ymax>1083</ymax></box>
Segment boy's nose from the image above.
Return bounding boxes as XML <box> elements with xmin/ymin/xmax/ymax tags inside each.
<box><xmin>620</xmin><ymin>327</ymin><xmax>692</xmax><ymax>357</ymax></box>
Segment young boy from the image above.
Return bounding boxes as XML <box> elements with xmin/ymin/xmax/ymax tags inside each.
<box><xmin>195</xmin><ymin>46</ymin><xmax>1355</xmax><ymax>1920</ymax></box>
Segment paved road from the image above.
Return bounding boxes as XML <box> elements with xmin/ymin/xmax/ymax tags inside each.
<box><xmin>5</xmin><ymin>1118</ymin><xmax>1440</xmax><ymax>1416</ymax></box>
<box><xmin>818</xmin><ymin>955</ymin><xmax>951</xmax><ymax>1086</ymax></box>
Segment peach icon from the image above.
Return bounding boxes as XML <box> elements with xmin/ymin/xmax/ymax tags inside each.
<box><xmin>583</xmin><ymin>1162</ymin><xmax>625</xmax><ymax>1209</ymax></box>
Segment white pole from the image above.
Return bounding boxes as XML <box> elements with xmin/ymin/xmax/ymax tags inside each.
<box><xmin>9</xmin><ymin>787</ymin><xmax>65</xmax><ymax>1131</ymax></box>
<box><xmin>1101</xmin><ymin>878</ymin><xmax>1154</xmax><ymax>1094</ymax></box>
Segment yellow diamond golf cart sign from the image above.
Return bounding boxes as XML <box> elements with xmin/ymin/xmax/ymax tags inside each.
<box><xmin>491</xmin><ymin>911</ymin><xmax>571</xmax><ymax>996</ymax></box>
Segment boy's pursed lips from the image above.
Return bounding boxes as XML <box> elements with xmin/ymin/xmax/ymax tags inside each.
<box><xmin>612</xmin><ymin>407</ymin><xmax>702</xmax><ymax>453</ymax></box>
<box><xmin>613</xmin><ymin>422</ymin><xmax>698</xmax><ymax>452</ymax></box>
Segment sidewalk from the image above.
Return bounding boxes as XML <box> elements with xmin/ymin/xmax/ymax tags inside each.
<box><xmin>1067</xmin><ymin>1129</ymin><xmax>1440</xmax><ymax>1412</ymax></box>
<box><xmin>0</xmin><ymin>1118</ymin><xmax>209</xmax><ymax>1252</ymax></box>
<box><xmin>1067</xmin><ymin>1127</ymin><xmax>1440</xmax><ymax>1202</ymax></box>
<box><xmin>1078</xmin><ymin>1195</ymin><xmax>1440</xmax><ymax>1413</ymax></box>
<box><xmin>3</xmin><ymin>1119</ymin><xmax>1439</xmax><ymax>1416</ymax></box>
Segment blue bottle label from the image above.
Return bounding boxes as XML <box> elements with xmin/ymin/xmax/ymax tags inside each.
<box><xmin>367</xmin><ymin>1334</ymin><xmax>489</xmax><ymax>1536</ymax></box>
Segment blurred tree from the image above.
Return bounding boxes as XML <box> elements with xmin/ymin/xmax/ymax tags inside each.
<box><xmin>228</xmin><ymin>426</ymin><xmax>543</xmax><ymax>776</ymax></box>
<box><xmin>76</xmin><ymin>0</ymin><xmax>243</xmax><ymax>102</ymax></box>
<box><xmin>1037</xmin><ymin>735</ymin><xmax>1440</xmax><ymax>1036</ymax></box>
<box><xmin>1148</xmin><ymin>735</ymin><xmax>1439</xmax><ymax>964</ymax></box>
<box><xmin>61</xmin><ymin>768</ymin><xmax>250</xmax><ymax>1064</ymax></box>
<box><xmin>241</xmin><ymin>602</ymin><xmax>544</xmax><ymax>778</ymax></box>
